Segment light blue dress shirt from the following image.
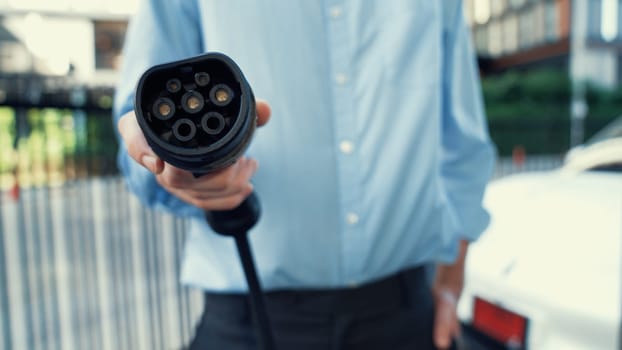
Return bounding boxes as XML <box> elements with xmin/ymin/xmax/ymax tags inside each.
<box><xmin>114</xmin><ymin>0</ymin><xmax>495</xmax><ymax>292</ymax></box>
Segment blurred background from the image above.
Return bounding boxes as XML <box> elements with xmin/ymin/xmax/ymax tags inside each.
<box><xmin>0</xmin><ymin>0</ymin><xmax>620</xmax><ymax>349</ymax></box>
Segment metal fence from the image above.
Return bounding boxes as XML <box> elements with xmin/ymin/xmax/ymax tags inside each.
<box><xmin>494</xmin><ymin>154</ymin><xmax>564</xmax><ymax>178</ymax></box>
<box><xmin>0</xmin><ymin>105</ymin><xmax>566</xmax><ymax>350</ymax></box>
<box><xmin>0</xmin><ymin>178</ymin><xmax>204</xmax><ymax>350</ymax></box>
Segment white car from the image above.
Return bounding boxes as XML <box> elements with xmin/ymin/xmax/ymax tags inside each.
<box><xmin>563</xmin><ymin>117</ymin><xmax>622</xmax><ymax>173</ymax></box>
<box><xmin>458</xmin><ymin>118</ymin><xmax>622</xmax><ymax>350</ymax></box>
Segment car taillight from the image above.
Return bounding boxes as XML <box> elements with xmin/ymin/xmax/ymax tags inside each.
<box><xmin>473</xmin><ymin>297</ymin><xmax>528</xmax><ymax>348</ymax></box>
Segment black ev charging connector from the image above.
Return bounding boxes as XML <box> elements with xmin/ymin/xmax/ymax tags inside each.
<box><xmin>135</xmin><ymin>53</ymin><xmax>276</xmax><ymax>350</ymax></box>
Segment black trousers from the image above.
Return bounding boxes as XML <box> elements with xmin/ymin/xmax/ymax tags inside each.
<box><xmin>188</xmin><ymin>266</ymin><xmax>455</xmax><ymax>350</ymax></box>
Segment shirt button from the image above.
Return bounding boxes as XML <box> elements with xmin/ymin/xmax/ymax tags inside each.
<box><xmin>348</xmin><ymin>281</ymin><xmax>359</xmax><ymax>288</ymax></box>
<box><xmin>329</xmin><ymin>6</ymin><xmax>343</xmax><ymax>19</ymax></box>
<box><xmin>339</xmin><ymin>140</ymin><xmax>354</xmax><ymax>154</ymax></box>
<box><xmin>346</xmin><ymin>212</ymin><xmax>359</xmax><ymax>225</ymax></box>
<box><xmin>335</xmin><ymin>73</ymin><xmax>348</xmax><ymax>85</ymax></box>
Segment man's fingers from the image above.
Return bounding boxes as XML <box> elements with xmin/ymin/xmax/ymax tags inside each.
<box><xmin>167</xmin><ymin>183</ymin><xmax>253</xmax><ymax>211</ymax></box>
<box><xmin>433</xmin><ymin>299</ymin><xmax>458</xmax><ymax>349</ymax></box>
<box><xmin>182</xmin><ymin>183</ymin><xmax>253</xmax><ymax>200</ymax></box>
<box><xmin>194</xmin><ymin>188</ymin><xmax>253</xmax><ymax>210</ymax></box>
<box><xmin>117</xmin><ymin>112</ymin><xmax>164</xmax><ymax>174</ymax></box>
<box><xmin>155</xmin><ymin>157</ymin><xmax>258</xmax><ymax>210</ymax></box>
<box><xmin>433</xmin><ymin>319</ymin><xmax>451</xmax><ymax>348</ymax></box>
<box><xmin>180</xmin><ymin>159</ymin><xmax>255</xmax><ymax>198</ymax></box>
<box><xmin>256</xmin><ymin>99</ymin><xmax>271</xmax><ymax>126</ymax></box>
<box><xmin>161</xmin><ymin>157</ymin><xmax>256</xmax><ymax>193</ymax></box>
<box><xmin>197</xmin><ymin>157</ymin><xmax>256</xmax><ymax>194</ymax></box>
<box><xmin>453</xmin><ymin>318</ymin><xmax>462</xmax><ymax>338</ymax></box>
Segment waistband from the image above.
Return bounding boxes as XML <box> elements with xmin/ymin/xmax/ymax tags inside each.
<box><xmin>204</xmin><ymin>265</ymin><xmax>428</xmax><ymax>317</ymax></box>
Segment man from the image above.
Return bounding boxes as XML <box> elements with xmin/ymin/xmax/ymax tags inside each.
<box><xmin>114</xmin><ymin>1</ymin><xmax>495</xmax><ymax>349</ymax></box>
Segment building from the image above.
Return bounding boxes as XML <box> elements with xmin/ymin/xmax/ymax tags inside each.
<box><xmin>465</xmin><ymin>0</ymin><xmax>622</xmax><ymax>88</ymax></box>
<box><xmin>0</xmin><ymin>0</ymin><xmax>135</xmax><ymax>86</ymax></box>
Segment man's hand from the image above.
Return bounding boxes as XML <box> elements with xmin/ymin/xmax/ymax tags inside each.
<box><xmin>432</xmin><ymin>240</ymin><xmax>468</xmax><ymax>349</ymax></box>
<box><xmin>117</xmin><ymin>100</ymin><xmax>271</xmax><ymax>211</ymax></box>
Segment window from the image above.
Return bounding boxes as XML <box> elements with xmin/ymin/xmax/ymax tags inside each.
<box><xmin>474</xmin><ymin>0</ymin><xmax>491</xmax><ymax>24</ymax></box>
<box><xmin>491</xmin><ymin>0</ymin><xmax>507</xmax><ymax>18</ymax></box>
<box><xmin>509</xmin><ymin>0</ymin><xmax>527</xmax><ymax>9</ymax></box>
<box><xmin>93</xmin><ymin>21</ymin><xmax>127</xmax><ymax>71</ymax></box>
<box><xmin>532</xmin><ymin>2</ymin><xmax>546</xmax><ymax>45</ymax></box>
<box><xmin>489</xmin><ymin>20</ymin><xmax>503</xmax><ymax>55</ymax></box>
<box><xmin>601</xmin><ymin>0</ymin><xmax>619</xmax><ymax>41</ymax></box>
<box><xmin>474</xmin><ymin>26</ymin><xmax>489</xmax><ymax>54</ymax></box>
<box><xmin>519</xmin><ymin>8</ymin><xmax>534</xmax><ymax>48</ymax></box>
<box><xmin>503</xmin><ymin>14</ymin><xmax>519</xmax><ymax>53</ymax></box>
<box><xmin>544</xmin><ymin>0</ymin><xmax>559</xmax><ymax>42</ymax></box>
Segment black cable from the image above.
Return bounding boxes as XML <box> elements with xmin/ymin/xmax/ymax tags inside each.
<box><xmin>234</xmin><ymin>235</ymin><xmax>276</xmax><ymax>350</ymax></box>
<box><xmin>204</xmin><ymin>193</ymin><xmax>276</xmax><ymax>350</ymax></box>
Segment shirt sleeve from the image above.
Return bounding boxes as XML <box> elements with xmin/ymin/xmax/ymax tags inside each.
<box><xmin>113</xmin><ymin>0</ymin><xmax>204</xmax><ymax>217</ymax></box>
<box><xmin>440</xmin><ymin>2</ymin><xmax>496</xmax><ymax>242</ymax></box>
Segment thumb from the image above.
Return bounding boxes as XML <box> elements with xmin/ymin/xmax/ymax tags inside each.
<box><xmin>118</xmin><ymin>111</ymin><xmax>164</xmax><ymax>174</ymax></box>
<box><xmin>255</xmin><ymin>99</ymin><xmax>271</xmax><ymax>127</ymax></box>
<box><xmin>141</xmin><ymin>152</ymin><xmax>164</xmax><ymax>175</ymax></box>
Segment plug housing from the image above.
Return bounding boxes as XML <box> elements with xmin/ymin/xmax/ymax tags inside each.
<box><xmin>135</xmin><ymin>52</ymin><xmax>256</xmax><ymax>175</ymax></box>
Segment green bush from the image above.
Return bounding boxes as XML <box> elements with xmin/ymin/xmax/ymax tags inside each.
<box><xmin>482</xmin><ymin>68</ymin><xmax>618</xmax><ymax>155</ymax></box>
